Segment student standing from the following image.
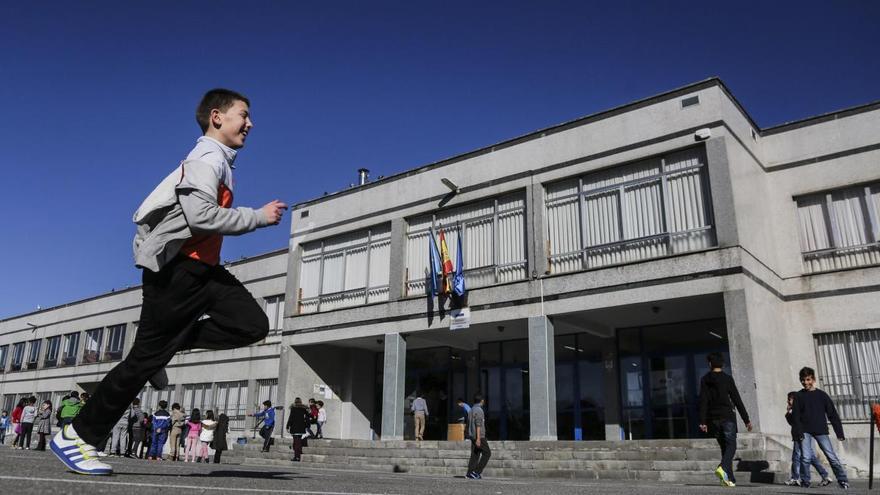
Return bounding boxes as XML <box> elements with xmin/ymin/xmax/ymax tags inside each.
<box><xmin>184</xmin><ymin>409</ymin><xmax>202</xmax><ymax>462</ymax></box>
<box><xmin>0</xmin><ymin>410</ymin><xmax>9</xmax><ymax>445</ymax></box>
<box><xmin>18</xmin><ymin>397</ymin><xmax>38</xmax><ymax>450</ymax></box>
<box><xmin>148</xmin><ymin>400</ymin><xmax>171</xmax><ymax>460</ymax></box>
<box><xmin>58</xmin><ymin>392</ymin><xmax>82</xmax><ymax>426</ymax></box>
<box><xmin>411</xmin><ymin>392</ymin><xmax>429</xmax><ymax>441</ymax></box>
<box><xmin>212</xmin><ymin>413</ymin><xmax>229</xmax><ymax>464</ymax></box>
<box><xmin>199</xmin><ymin>410</ymin><xmax>217</xmax><ymax>463</ymax></box>
<box><xmin>251</xmin><ymin>401</ymin><xmax>275</xmax><ymax>452</ymax></box>
<box><xmin>286</xmin><ymin>398</ymin><xmax>311</xmax><ymax>462</ymax></box>
<box><xmin>784</xmin><ymin>391</ymin><xmax>830</xmax><ymax>487</ymax></box>
<box><xmin>126</xmin><ymin>399</ymin><xmax>145</xmax><ymax>458</ymax></box>
<box><xmin>35</xmin><ymin>400</ymin><xmax>53</xmax><ymax>451</ymax></box>
<box><xmin>793</xmin><ymin>366</ymin><xmax>850</xmax><ymax>490</ymax></box>
<box><xmin>109</xmin><ymin>410</ymin><xmax>129</xmax><ymax>456</ymax></box>
<box><xmin>11</xmin><ymin>398</ymin><xmax>24</xmax><ymax>448</ymax></box>
<box><xmin>465</xmin><ymin>394</ymin><xmax>491</xmax><ymax>479</ymax></box>
<box><xmin>316</xmin><ymin>401</ymin><xmax>326</xmax><ymax>439</ymax></box>
<box><xmin>698</xmin><ymin>352</ymin><xmax>752</xmax><ymax>488</ymax></box>
<box><xmin>50</xmin><ymin>88</ymin><xmax>286</xmax><ymax>476</ymax></box>
<box><xmin>169</xmin><ymin>403</ymin><xmax>185</xmax><ymax>461</ymax></box>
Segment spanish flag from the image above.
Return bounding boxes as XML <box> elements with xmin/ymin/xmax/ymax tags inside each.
<box><xmin>439</xmin><ymin>229</ymin><xmax>454</xmax><ymax>294</ymax></box>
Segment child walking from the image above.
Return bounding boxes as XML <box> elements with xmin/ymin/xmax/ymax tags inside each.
<box><xmin>698</xmin><ymin>352</ymin><xmax>752</xmax><ymax>488</ymax></box>
<box><xmin>199</xmin><ymin>410</ymin><xmax>217</xmax><ymax>463</ymax></box>
<box><xmin>184</xmin><ymin>409</ymin><xmax>202</xmax><ymax>462</ymax></box>
<box><xmin>35</xmin><ymin>400</ymin><xmax>53</xmax><ymax>451</ymax></box>
<box><xmin>50</xmin><ymin>88</ymin><xmax>287</xmax><ymax>475</ymax></box>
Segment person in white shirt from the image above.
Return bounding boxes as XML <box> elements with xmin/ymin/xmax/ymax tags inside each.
<box><xmin>316</xmin><ymin>401</ymin><xmax>326</xmax><ymax>439</ymax></box>
<box><xmin>199</xmin><ymin>410</ymin><xmax>217</xmax><ymax>463</ymax></box>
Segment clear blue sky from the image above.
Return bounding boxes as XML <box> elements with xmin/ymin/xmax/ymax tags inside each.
<box><xmin>2</xmin><ymin>1</ymin><xmax>878</xmax><ymax>318</ymax></box>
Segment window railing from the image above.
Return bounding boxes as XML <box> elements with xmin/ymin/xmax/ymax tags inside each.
<box><xmin>820</xmin><ymin>372</ymin><xmax>880</xmax><ymax>422</ymax></box>
<box><xmin>300</xmin><ymin>284</ymin><xmax>390</xmax><ymax>314</ymax></box>
<box><xmin>802</xmin><ymin>242</ymin><xmax>880</xmax><ymax>274</ymax></box>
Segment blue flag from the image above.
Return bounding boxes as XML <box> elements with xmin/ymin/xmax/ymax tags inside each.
<box><xmin>453</xmin><ymin>229</ymin><xmax>466</xmax><ymax>297</ymax></box>
<box><xmin>428</xmin><ymin>230</ymin><xmax>442</xmax><ymax>296</ymax></box>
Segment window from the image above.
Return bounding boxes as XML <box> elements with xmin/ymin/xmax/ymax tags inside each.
<box><xmin>796</xmin><ymin>183</ymin><xmax>880</xmax><ymax>273</ymax></box>
<box><xmin>2</xmin><ymin>394</ymin><xmax>16</xmax><ymax>414</ymax></box>
<box><xmin>299</xmin><ymin>225</ymin><xmax>391</xmax><ymax>314</ymax></box>
<box><xmin>82</xmin><ymin>328</ymin><xmax>103</xmax><ymax>364</ymax></box>
<box><xmin>405</xmin><ymin>193</ymin><xmax>527</xmax><ymax>296</ymax></box>
<box><xmin>814</xmin><ymin>329</ymin><xmax>880</xmax><ymax>421</ymax></box>
<box><xmin>138</xmin><ymin>385</ymin><xmax>174</xmax><ymax>412</ymax></box>
<box><xmin>0</xmin><ymin>345</ymin><xmax>8</xmax><ymax>372</ymax></box>
<box><xmin>62</xmin><ymin>332</ymin><xmax>80</xmax><ymax>366</ymax></box>
<box><xmin>44</xmin><ymin>336</ymin><xmax>61</xmax><ymax>368</ymax></box>
<box><xmin>256</xmin><ymin>378</ymin><xmax>278</xmax><ymax>407</ymax></box>
<box><xmin>25</xmin><ymin>339</ymin><xmax>41</xmax><ymax>370</ymax></box>
<box><xmin>545</xmin><ymin>147</ymin><xmax>715</xmax><ymax>274</ymax></box>
<box><xmin>104</xmin><ymin>324</ymin><xmax>126</xmax><ymax>361</ymax></box>
<box><xmin>215</xmin><ymin>380</ymin><xmax>248</xmax><ymax>430</ymax></box>
<box><xmin>182</xmin><ymin>383</ymin><xmax>214</xmax><ymax>413</ymax></box>
<box><xmin>10</xmin><ymin>342</ymin><xmax>25</xmax><ymax>372</ymax></box>
<box><xmin>263</xmin><ymin>295</ymin><xmax>285</xmax><ymax>332</ymax></box>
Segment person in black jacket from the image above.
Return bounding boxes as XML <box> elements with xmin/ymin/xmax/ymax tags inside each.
<box><xmin>286</xmin><ymin>398</ymin><xmax>312</xmax><ymax>462</ymax></box>
<box><xmin>212</xmin><ymin>413</ymin><xmax>229</xmax><ymax>464</ymax></box>
<box><xmin>784</xmin><ymin>391</ymin><xmax>830</xmax><ymax>487</ymax></box>
<box><xmin>698</xmin><ymin>352</ymin><xmax>752</xmax><ymax>487</ymax></box>
<box><xmin>792</xmin><ymin>367</ymin><xmax>849</xmax><ymax>490</ymax></box>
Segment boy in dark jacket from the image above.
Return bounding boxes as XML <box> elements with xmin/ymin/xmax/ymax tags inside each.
<box><xmin>792</xmin><ymin>367</ymin><xmax>849</xmax><ymax>490</ymax></box>
<box><xmin>784</xmin><ymin>391</ymin><xmax>830</xmax><ymax>487</ymax></box>
<box><xmin>698</xmin><ymin>352</ymin><xmax>752</xmax><ymax>487</ymax></box>
<box><xmin>148</xmin><ymin>401</ymin><xmax>171</xmax><ymax>460</ymax></box>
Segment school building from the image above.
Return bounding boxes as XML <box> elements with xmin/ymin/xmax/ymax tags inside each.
<box><xmin>2</xmin><ymin>78</ymin><xmax>879</xmax><ymax>449</ymax></box>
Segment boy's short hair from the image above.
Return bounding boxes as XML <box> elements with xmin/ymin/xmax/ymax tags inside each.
<box><xmin>70</xmin><ymin>391</ymin><xmax>79</xmax><ymax>398</ymax></box>
<box><xmin>172</xmin><ymin>403</ymin><xmax>181</xmax><ymax>410</ymax></box>
<box><xmin>473</xmin><ymin>393</ymin><xmax>484</xmax><ymax>404</ymax></box>
<box><xmin>196</xmin><ymin>88</ymin><xmax>250</xmax><ymax>133</ymax></box>
<box><xmin>158</xmin><ymin>400</ymin><xmax>168</xmax><ymax>409</ymax></box>
<box><xmin>132</xmin><ymin>398</ymin><xmax>141</xmax><ymax>406</ymax></box>
<box><xmin>707</xmin><ymin>352</ymin><xmax>725</xmax><ymax>369</ymax></box>
<box><xmin>787</xmin><ymin>391</ymin><xmax>798</xmax><ymax>400</ymax></box>
<box><xmin>317</xmin><ymin>401</ymin><xmax>324</xmax><ymax>407</ymax></box>
<box><xmin>263</xmin><ymin>400</ymin><xmax>272</xmax><ymax>408</ymax></box>
<box><xmin>28</xmin><ymin>397</ymin><xmax>37</xmax><ymax>404</ymax></box>
<box><xmin>799</xmin><ymin>366</ymin><xmax>816</xmax><ymax>381</ymax></box>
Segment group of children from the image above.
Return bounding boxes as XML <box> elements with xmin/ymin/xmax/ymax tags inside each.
<box><xmin>107</xmin><ymin>399</ymin><xmax>230</xmax><ymax>463</ymax></box>
<box><xmin>699</xmin><ymin>353</ymin><xmax>850</xmax><ymax>490</ymax></box>
<box><xmin>0</xmin><ymin>391</ymin><xmax>88</xmax><ymax>451</ymax></box>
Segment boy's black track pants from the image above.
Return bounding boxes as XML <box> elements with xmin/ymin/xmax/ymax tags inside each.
<box><xmin>74</xmin><ymin>257</ymin><xmax>269</xmax><ymax>446</ymax></box>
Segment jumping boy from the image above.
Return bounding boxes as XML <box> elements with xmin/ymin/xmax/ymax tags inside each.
<box><xmin>793</xmin><ymin>367</ymin><xmax>849</xmax><ymax>490</ymax></box>
<box><xmin>698</xmin><ymin>352</ymin><xmax>752</xmax><ymax>487</ymax></box>
<box><xmin>50</xmin><ymin>88</ymin><xmax>287</xmax><ymax>475</ymax></box>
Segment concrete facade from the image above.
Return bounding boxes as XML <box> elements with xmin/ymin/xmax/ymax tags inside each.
<box><xmin>2</xmin><ymin>79</ymin><xmax>880</xmax><ymax>471</ymax></box>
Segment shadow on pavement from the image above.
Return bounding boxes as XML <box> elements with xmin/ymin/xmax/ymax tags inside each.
<box><xmin>115</xmin><ymin>470</ymin><xmax>312</xmax><ymax>480</ymax></box>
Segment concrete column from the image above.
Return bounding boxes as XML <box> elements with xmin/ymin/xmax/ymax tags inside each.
<box><xmin>525</xmin><ymin>181</ymin><xmax>548</xmax><ymax>278</ymax></box>
<box><xmin>283</xmin><ymin>242</ymin><xmax>303</xmax><ymax>320</ymax></box>
<box><xmin>528</xmin><ymin>316</ymin><xmax>557</xmax><ymax>440</ymax></box>
<box><xmin>388</xmin><ymin>218</ymin><xmax>407</xmax><ymax>300</ymax></box>
<box><xmin>245</xmin><ymin>377</ymin><xmax>259</xmax><ymax>431</ymax></box>
<box><xmin>723</xmin><ymin>289</ymin><xmax>761</xmax><ymax>430</ymax></box>
<box><xmin>601</xmin><ymin>339</ymin><xmax>622</xmax><ymax>440</ymax></box>
<box><xmin>381</xmin><ymin>333</ymin><xmax>406</xmax><ymax>440</ymax></box>
<box><xmin>704</xmin><ymin>137</ymin><xmax>739</xmax><ymax>247</ymax></box>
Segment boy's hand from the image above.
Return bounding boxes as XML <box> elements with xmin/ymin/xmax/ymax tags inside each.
<box><xmin>746</xmin><ymin>422</ymin><xmax>753</xmax><ymax>432</ymax></box>
<box><xmin>262</xmin><ymin>200</ymin><xmax>289</xmax><ymax>225</ymax></box>
<box><xmin>699</xmin><ymin>424</ymin><xmax>707</xmax><ymax>433</ymax></box>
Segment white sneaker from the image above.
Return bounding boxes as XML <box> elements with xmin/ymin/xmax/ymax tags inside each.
<box><xmin>97</xmin><ymin>451</ymin><xmax>108</xmax><ymax>457</ymax></box>
<box><xmin>49</xmin><ymin>424</ymin><xmax>113</xmax><ymax>475</ymax></box>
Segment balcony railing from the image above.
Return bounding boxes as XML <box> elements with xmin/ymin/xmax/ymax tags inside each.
<box><xmin>299</xmin><ymin>284</ymin><xmax>390</xmax><ymax>314</ymax></box>
<box><xmin>803</xmin><ymin>242</ymin><xmax>880</xmax><ymax>274</ymax></box>
<box><xmin>821</xmin><ymin>372</ymin><xmax>880</xmax><ymax>421</ymax></box>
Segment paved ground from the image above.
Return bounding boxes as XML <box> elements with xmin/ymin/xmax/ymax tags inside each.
<box><xmin>0</xmin><ymin>446</ymin><xmax>865</xmax><ymax>494</ymax></box>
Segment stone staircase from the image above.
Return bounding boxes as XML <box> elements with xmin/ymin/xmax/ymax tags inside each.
<box><xmin>231</xmin><ymin>434</ymin><xmax>783</xmax><ymax>483</ymax></box>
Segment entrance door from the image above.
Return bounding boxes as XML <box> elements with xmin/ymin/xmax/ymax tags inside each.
<box><xmin>406</xmin><ymin>348</ymin><xmax>450</xmax><ymax>441</ymax></box>
<box><xmin>479</xmin><ymin>340</ymin><xmax>530</xmax><ymax>440</ymax></box>
<box><xmin>618</xmin><ymin>318</ymin><xmax>728</xmax><ymax>439</ymax></box>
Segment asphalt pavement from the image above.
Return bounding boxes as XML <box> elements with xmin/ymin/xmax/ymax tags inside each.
<box><xmin>0</xmin><ymin>446</ymin><xmax>864</xmax><ymax>494</ymax></box>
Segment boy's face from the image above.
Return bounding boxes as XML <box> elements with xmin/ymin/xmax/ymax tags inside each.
<box><xmin>801</xmin><ymin>375</ymin><xmax>817</xmax><ymax>391</ymax></box>
<box><xmin>211</xmin><ymin>99</ymin><xmax>253</xmax><ymax>149</ymax></box>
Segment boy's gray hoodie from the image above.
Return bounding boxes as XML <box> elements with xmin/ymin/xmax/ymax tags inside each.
<box><xmin>132</xmin><ymin>137</ymin><xmax>269</xmax><ymax>272</ymax></box>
